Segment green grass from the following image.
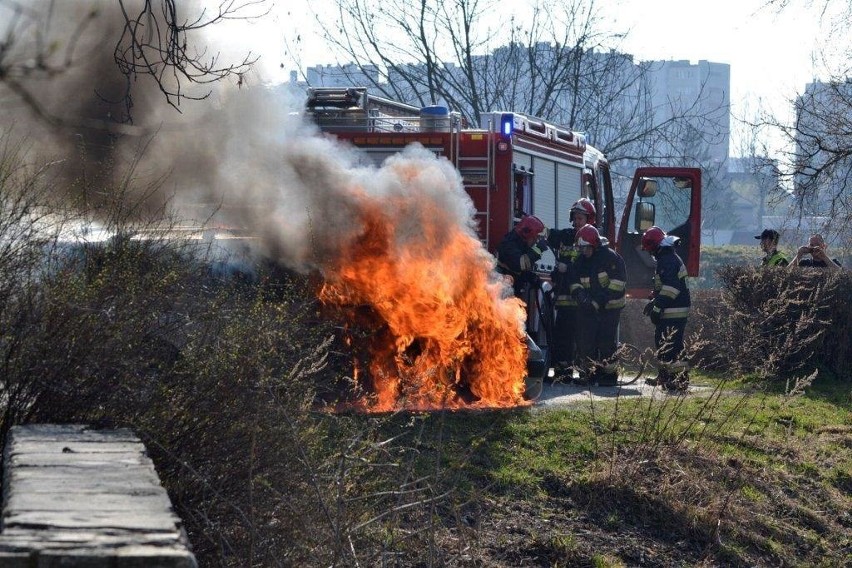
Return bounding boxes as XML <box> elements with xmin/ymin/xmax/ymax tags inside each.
<box><xmin>375</xmin><ymin>373</ymin><xmax>851</xmax><ymax>565</ymax></box>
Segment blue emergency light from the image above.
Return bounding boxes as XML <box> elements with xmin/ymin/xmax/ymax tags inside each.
<box><xmin>501</xmin><ymin>113</ymin><xmax>514</xmax><ymax>136</ymax></box>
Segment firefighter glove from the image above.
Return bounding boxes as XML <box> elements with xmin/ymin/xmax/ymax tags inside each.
<box><xmin>645</xmin><ymin>301</ymin><xmax>662</xmax><ymax>324</ymax></box>
<box><xmin>532</xmin><ymin>237</ymin><xmax>549</xmax><ymax>255</ymax></box>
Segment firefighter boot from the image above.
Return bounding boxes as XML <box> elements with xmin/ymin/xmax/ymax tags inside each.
<box><xmin>596</xmin><ymin>362</ymin><xmax>619</xmax><ymax>387</ymax></box>
<box><xmin>645</xmin><ymin>367</ymin><xmax>667</xmax><ymax>387</ymax></box>
<box><xmin>552</xmin><ymin>361</ymin><xmax>573</xmax><ymax>384</ymax></box>
<box><xmin>648</xmin><ymin>366</ymin><xmax>673</xmax><ymax>388</ymax></box>
<box><xmin>664</xmin><ymin>369</ymin><xmax>690</xmax><ymax>393</ymax></box>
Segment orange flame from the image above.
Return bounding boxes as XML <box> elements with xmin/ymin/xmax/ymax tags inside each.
<box><xmin>318</xmin><ymin>154</ymin><xmax>529</xmax><ymax>412</ymax></box>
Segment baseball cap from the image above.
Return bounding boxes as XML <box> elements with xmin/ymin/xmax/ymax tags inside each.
<box><xmin>755</xmin><ymin>229</ymin><xmax>780</xmax><ymax>241</ymax></box>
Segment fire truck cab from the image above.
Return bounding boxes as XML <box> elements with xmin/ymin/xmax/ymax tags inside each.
<box><xmin>305</xmin><ymin>87</ymin><xmax>702</xmax><ymax>394</ymax></box>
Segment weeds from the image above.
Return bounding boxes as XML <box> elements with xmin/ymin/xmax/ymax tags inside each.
<box><xmin>0</xmin><ymin>139</ymin><xmax>849</xmax><ymax>566</ymax></box>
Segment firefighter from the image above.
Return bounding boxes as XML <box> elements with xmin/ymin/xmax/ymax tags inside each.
<box><xmin>641</xmin><ymin>226</ymin><xmax>691</xmax><ymax>391</ymax></box>
<box><xmin>569</xmin><ymin>224</ymin><xmax>626</xmax><ymax>386</ymax></box>
<box><xmin>547</xmin><ymin>198</ymin><xmax>598</xmax><ymax>380</ymax></box>
<box><xmin>755</xmin><ymin>229</ymin><xmax>789</xmax><ymax>267</ymax></box>
<box><xmin>496</xmin><ymin>215</ymin><xmax>549</xmax><ymax>298</ymax></box>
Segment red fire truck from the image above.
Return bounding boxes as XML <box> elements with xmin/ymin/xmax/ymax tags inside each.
<box><xmin>306</xmin><ymin>87</ymin><xmax>702</xmax><ymax>391</ymax></box>
<box><xmin>305</xmin><ymin>87</ymin><xmax>701</xmax><ymax>292</ymax></box>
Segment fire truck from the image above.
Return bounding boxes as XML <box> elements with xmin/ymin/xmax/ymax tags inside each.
<box><xmin>305</xmin><ymin>87</ymin><xmax>702</xmax><ymax>392</ymax></box>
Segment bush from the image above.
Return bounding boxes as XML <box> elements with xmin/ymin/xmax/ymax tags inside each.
<box><xmin>0</xmin><ymin>142</ymin><xmax>466</xmax><ymax>566</ymax></box>
<box><xmin>694</xmin><ymin>245</ymin><xmax>758</xmax><ymax>289</ymax></box>
<box><xmin>699</xmin><ymin>265</ymin><xmax>851</xmax><ymax>380</ymax></box>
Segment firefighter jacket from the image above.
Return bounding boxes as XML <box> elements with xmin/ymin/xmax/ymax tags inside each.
<box><xmin>548</xmin><ymin>228</ymin><xmax>578</xmax><ymax>308</ymax></box>
<box><xmin>761</xmin><ymin>250</ymin><xmax>789</xmax><ymax>267</ymax></box>
<box><xmin>569</xmin><ymin>246</ymin><xmax>627</xmax><ymax>311</ymax></box>
<box><xmin>648</xmin><ymin>246</ymin><xmax>691</xmax><ymax>321</ymax></box>
<box><xmin>547</xmin><ymin>227</ymin><xmax>576</xmax><ymax>256</ymax></box>
<box><xmin>496</xmin><ymin>231</ymin><xmax>545</xmax><ymax>292</ymax></box>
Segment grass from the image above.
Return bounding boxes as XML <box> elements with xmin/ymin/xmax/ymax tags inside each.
<box><xmin>370</xmin><ymin>373</ymin><xmax>852</xmax><ymax>566</ymax></box>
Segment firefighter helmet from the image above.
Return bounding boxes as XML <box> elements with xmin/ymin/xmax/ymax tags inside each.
<box><xmin>641</xmin><ymin>226</ymin><xmax>667</xmax><ymax>252</ymax></box>
<box><xmin>570</xmin><ymin>198</ymin><xmax>597</xmax><ymax>225</ymax></box>
<box><xmin>575</xmin><ymin>224</ymin><xmax>601</xmax><ymax>248</ymax></box>
<box><xmin>514</xmin><ymin>215</ymin><xmax>545</xmax><ymax>240</ymax></box>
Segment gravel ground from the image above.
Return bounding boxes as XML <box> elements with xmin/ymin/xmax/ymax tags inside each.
<box><xmin>534</xmin><ymin>376</ymin><xmax>707</xmax><ymax>408</ymax></box>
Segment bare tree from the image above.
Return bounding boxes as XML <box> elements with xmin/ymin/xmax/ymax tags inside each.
<box><xmin>748</xmin><ymin>0</ymin><xmax>852</xmax><ymax>246</ymax></box>
<box><xmin>0</xmin><ymin>0</ymin><xmax>267</xmax><ymax>127</ymax></box>
<box><xmin>305</xmin><ymin>0</ymin><xmax>728</xmax><ymax>183</ymax></box>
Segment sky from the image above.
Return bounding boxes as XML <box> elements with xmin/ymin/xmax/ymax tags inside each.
<box><xmin>217</xmin><ymin>0</ymin><xmax>833</xmax><ymax>133</ymax></box>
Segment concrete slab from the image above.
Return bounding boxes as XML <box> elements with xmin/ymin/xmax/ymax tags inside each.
<box><xmin>6</xmin><ymin>490</ymin><xmax>174</xmax><ymax>513</ymax></box>
<box><xmin>0</xmin><ymin>424</ymin><xmax>196</xmax><ymax>567</ymax></box>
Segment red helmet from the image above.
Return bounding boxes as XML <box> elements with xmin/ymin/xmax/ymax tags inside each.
<box><xmin>570</xmin><ymin>198</ymin><xmax>596</xmax><ymax>225</ymax></box>
<box><xmin>575</xmin><ymin>224</ymin><xmax>601</xmax><ymax>248</ymax></box>
<box><xmin>641</xmin><ymin>226</ymin><xmax>666</xmax><ymax>252</ymax></box>
<box><xmin>514</xmin><ymin>215</ymin><xmax>545</xmax><ymax>239</ymax></box>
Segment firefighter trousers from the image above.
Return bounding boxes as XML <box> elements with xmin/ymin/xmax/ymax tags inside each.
<box><xmin>575</xmin><ymin>307</ymin><xmax>621</xmax><ymax>382</ymax></box>
<box><xmin>654</xmin><ymin>319</ymin><xmax>687</xmax><ymax>364</ymax></box>
<box><xmin>552</xmin><ymin>306</ymin><xmax>577</xmax><ymax>368</ymax></box>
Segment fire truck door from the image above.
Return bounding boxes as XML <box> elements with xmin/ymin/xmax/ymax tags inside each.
<box><xmin>616</xmin><ymin>168</ymin><xmax>702</xmax><ymax>297</ymax></box>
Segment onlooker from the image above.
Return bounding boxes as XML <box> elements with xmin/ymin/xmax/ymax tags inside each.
<box><xmin>790</xmin><ymin>234</ymin><xmax>841</xmax><ymax>270</ymax></box>
<box><xmin>569</xmin><ymin>224</ymin><xmax>626</xmax><ymax>386</ymax></box>
<box><xmin>755</xmin><ymin>229</ymin><xmax>789</xmax><ymax>267</ymax></box>
<box><xmin>640</xmin><ymin>226</ymin><xmax>691</xmax><ymax>392</ymax></box>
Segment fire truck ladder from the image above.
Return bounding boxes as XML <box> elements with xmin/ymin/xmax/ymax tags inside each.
<box><xmin>455</xmin><ymin>115</ymin><xmax>493</xmax><ymax>250</ymax></box>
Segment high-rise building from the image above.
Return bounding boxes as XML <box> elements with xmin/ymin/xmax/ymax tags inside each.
<box><xmin>793</xmin><ymin>80</ymin><xmax>852</xmax><ymax>218</ymax></box>
<box><xmin>644</xmin><ymin>60</ymin><xmax>731</xmax><ymax>165</ymax></box>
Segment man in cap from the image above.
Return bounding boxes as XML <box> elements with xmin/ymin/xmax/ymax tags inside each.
<box><xmin>755</xmin><ymin>229</ymin><xmax>789</xmax><ymax>267</ymax></box>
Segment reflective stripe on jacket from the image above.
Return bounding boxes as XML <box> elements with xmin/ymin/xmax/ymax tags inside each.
<box><xmin>572</xmin><ymin>246</ymin><xmax>627</xmax><ymax>310</ymax></box>
<box><xmin>651</xmin><ymin>247</ymin><xmax>691</xmax><ymax>320</ymax></box>
<box><xmin>551</xmin><ymin>234</ymin><xmax>579</xmax><ymax>307</ymax></box>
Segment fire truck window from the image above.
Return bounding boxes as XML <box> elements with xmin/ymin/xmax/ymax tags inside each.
<box><xmin>514</xmin><ymin>172</ymin><xmax>532</xmax><ymax>218</ymax></box>
<box><xmin>633</xmin><ymin>177</ymin><xmax>691</xmax><ymax>233</ymax></box>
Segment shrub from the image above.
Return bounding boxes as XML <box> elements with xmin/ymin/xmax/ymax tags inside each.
<box><xmin>694</xmin><ymin>245</ymin><xmax>758</xmax><ymax>289</ymax></box>
<box><xmin>699</xmin><ymin>265</ymin><xmax>851</xmax><ymax>380</ymax></box>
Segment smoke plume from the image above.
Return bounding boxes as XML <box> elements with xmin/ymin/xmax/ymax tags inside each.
<box><xmin>1</xmin><ymin>1</ymin><xmax>530</xmax><ymax>409</ymax></box>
